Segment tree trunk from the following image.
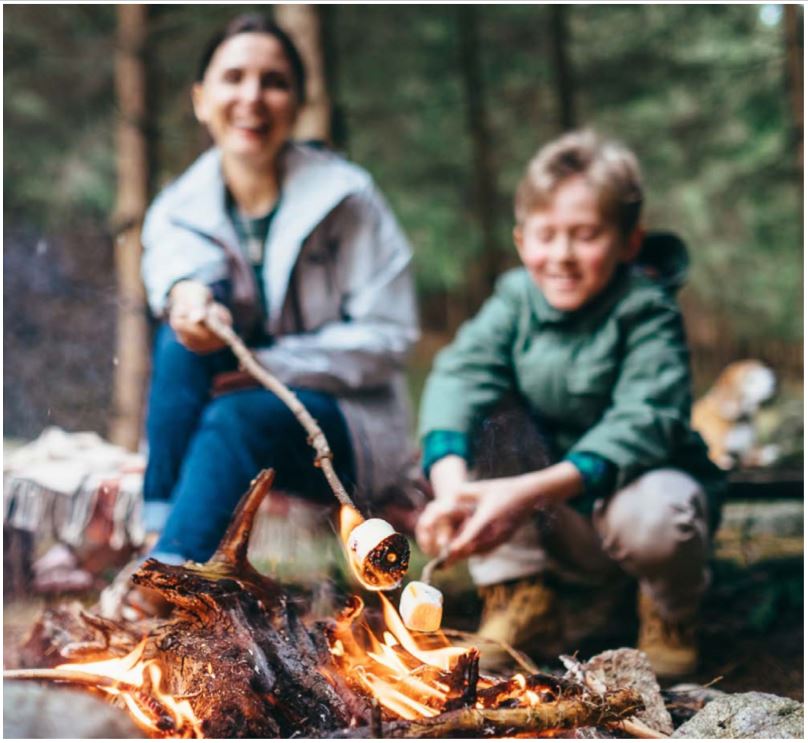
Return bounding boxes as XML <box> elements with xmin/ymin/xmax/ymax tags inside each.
<box><xmin>109</xmin><ymin>4</ymin><xmax>150</xmax><ymax>452</ymax></box>
<box><xmin>457</xmin><ymin>5</ymin><xmax>502</xmax><ymax>316</ymax></box>
<box><xmin>550</xmin><ymin>5</ymin><xmax>576</xmax><ymax>131</ymax></box>
<box><xmin>783</xmin><ymin>4</ymin><xmax>803</xmax><ymax>174</ymax></box>
<box><xmin>274</xmin><ymin>4</ymin><xmax>332</xmax><ymax>144</ymax></box>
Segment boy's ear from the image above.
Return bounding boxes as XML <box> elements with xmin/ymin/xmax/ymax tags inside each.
<box><xmin>513</xmin><ymin>225</ymin><xmax>524</xmax><ymax>253</ymax></box>
<box><xmin>622</xmin><ymin>226</ymin><xmax>644</xmax><ymax>262</ymax></box>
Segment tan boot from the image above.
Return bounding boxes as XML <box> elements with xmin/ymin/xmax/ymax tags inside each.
<box><xmin>474</xmin><ymin>575</ymin><xmax>563</xmax><ymax>671</ymax></box>
<box><xmin>637</xmin><ymin>591</ymin><xmax>699</xmax><ymax>678</ymax></box>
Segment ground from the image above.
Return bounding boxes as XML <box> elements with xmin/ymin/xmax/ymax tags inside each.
<box><xmin>4</xmin><ymin>498</ymin><xmax>802</xmax><ymax>706</ymax></box>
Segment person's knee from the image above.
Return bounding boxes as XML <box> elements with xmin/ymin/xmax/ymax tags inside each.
<box><xmin>598</xmin><ymin>469</ymin><xmax>710</xmax><ymax>572</ymax></box>
<box><xmin>199</xmin><ymin>391</ymin><xmax>298</xmax><ymax>441</ymax></box>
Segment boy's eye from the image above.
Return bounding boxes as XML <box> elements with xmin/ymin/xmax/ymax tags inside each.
<box><xmin>574</xmin><ymin>226</ymin><xmax>601</xmax><ymax>241</ymax></box>
<box><xmin>536</xmin><ymin>228</ymin><xmax>554</xmax><ymax>243</ymax></box>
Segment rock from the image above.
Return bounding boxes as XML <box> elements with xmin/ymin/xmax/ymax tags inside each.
<box><xmin>672</xmin><ymin>691</ymin><xmax>804</xmax><ymax>739</ymax></box>
<box><xmin>663</xmin><ymin>682</ymin><xmax>728</xmax><ymax>728</ymax></box>
<box><xmin>563</xmin><ymin>647</ymin><xmax>674</xmax><ymax>736</ymax></box>
<box><xmin>3</xmin><ymin>681</ymin><xmax>142</xmax><ymax>738</ymax></box>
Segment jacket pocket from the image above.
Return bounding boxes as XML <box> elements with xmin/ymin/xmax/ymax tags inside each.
<box><xmin>566</xmin><ymin>361</ymin><xmax>616</xmax><ymax>426</ymax></box>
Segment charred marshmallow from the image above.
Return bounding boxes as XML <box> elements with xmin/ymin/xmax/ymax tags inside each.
<box><xmin>347</xmin><ymin>518</ymin><xmax>410</xmax><ymax>591</ymax></box>
<box><xmin>399</xmin><ymin>581</ymin><xmax>443</xmax><ymax>632</ymax></box>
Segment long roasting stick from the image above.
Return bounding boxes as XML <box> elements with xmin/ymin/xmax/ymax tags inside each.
<box><xmin>204</xmin><ymin>306</ymin><xmax>411</xmax><ymax>590</ymax></box>
<box><xmin>204</xmin><ymin>306</ymin><xmax>355</xmax><ymax>510</ymax></box>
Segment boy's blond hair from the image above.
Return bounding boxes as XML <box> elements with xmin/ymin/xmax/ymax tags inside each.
<box><xmin>515</xmin><ymin>130</ymin><xmax>643</xmax><ymax>237</ymax></box>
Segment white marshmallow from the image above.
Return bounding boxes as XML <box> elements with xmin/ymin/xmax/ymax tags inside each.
<box><xmin>348</xmin><ymin>518</ymin><xmax>396</xmax><ymax>562</ymax></box>
<box><xmin>399</xmin><ymin>581</ymin><xmax>443</xmax><ymax>632</ymax></box>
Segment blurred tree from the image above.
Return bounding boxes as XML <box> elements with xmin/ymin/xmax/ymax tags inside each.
<box><xmin>783</xmin><ymin>4</ymin><xmax>803</xmax><ymax>173</ymax></box>
<box><xmin>549</xmin><ymin>5</ymin><xmax>576</xmax><ymax>130</ymax></box>
<box><xmin>274</xmin><ymin>4</ymin><xmax>332</xmax><ymax>143</ymax></box>
<box><xmin>457</xmin><ymin>5</ymin><xmax>501</xmax><ymax>320</ymax></box>
<box><xmin>108</xmin><ymin>4</ymin><xmax>151</xmax><ymax>451</ymax></box>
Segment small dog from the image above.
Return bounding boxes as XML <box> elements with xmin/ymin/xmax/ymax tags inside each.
<box><xmin>692</xmin><ymin>360</ymin><xmax>778</xmax><ymax>469</ymax></box>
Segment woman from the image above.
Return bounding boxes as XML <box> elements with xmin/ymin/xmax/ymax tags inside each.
<box><xmin>140</xmin><ymin>14</ymin><xmax>419</xmax><ymax>565</ymax></box>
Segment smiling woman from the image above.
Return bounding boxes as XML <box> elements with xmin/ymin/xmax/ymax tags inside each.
<box><xmin>192</xmin><ymin>29</ymin><xmax>299</xmax><ymax>183</ymax></box>
<box><xmin>128</xmin><ymin>13</ymin><xmax>419</xmax><ymax>603</ymax></box>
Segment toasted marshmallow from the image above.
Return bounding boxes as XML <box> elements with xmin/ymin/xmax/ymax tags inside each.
<box><xmin>399</xmin><ymin>580</ymin><xmax>443</xmax><ymax>632</ymax></box>
<box><xmin>347</xmin><ymin>518</ymin><xmax>410</xmax><ymax>591</ymax></box>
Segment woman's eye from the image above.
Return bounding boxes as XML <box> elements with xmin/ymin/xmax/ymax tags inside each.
<box><xmin>261</xmin><ymin>72</ymin><xmax>291</xmax><ymax>91</ymax></box>
<box><xmin>222</xmin><ymin>69</ymin><xmax>242</xmax><ymax>84</ymax></box>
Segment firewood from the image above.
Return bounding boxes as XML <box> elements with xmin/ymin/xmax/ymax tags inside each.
<box><xmin>329</xmin><ymin>687</ymin><xmax>643</xmax><ymax>738</ymax></box>
<box><xmin>9</xmin><ymin>469</ymin><xmax>647</xmax><ymax>739</ymax></box>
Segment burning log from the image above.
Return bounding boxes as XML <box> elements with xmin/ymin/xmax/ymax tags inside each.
<box><xmin>9</xmin><ymin>468</ymin><xmax>648</xmax><ymax>738</ymax></box>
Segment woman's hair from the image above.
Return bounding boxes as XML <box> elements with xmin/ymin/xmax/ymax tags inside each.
<box><xmin>514</xmin><ymin>130</ymin><xmax>643</xmax><ymax>236</ymax></box>
<box><xmin>196</xmin><ymin>14</ymin><xmax>307</xmax><ymax>104</ymax></box>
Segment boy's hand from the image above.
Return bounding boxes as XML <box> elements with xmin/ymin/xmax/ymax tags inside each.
<box><xmin>415</xmin><ymin>456</ymin><xmax>472</xmax><ymax>557</ymax></box>
<box><xmin>443</xmin><ymin>477</ymin><xmax>536</xmax><ymax>560</ymax></box>
<box><xmin>415</xmin><ymin>495</ymin><xmax>476</xmax><ymax>558</ymax></box>
<box><xmin>169</xmin><ymin>281</ymin><xmax>232</xmax><ymax>353</ymax></box>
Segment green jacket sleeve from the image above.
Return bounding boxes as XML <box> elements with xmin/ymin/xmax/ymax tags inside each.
<box><xmin>418</xmin><ymin>272</ymin><xmax>520</xmax><ymax>442</ymax></box>
<box><xmin>569</xmin><ymin>289</ymin><xmax>693</xmax><ymax>488</ymax></box>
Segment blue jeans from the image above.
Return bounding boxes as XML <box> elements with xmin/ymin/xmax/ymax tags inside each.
<box><xmin>143</xmin><ymin>325</ymin><xmax>355</xmax><ymax>563</ymax></box>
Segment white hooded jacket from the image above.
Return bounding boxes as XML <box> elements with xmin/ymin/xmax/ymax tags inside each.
<box><xmin>141</xmin><ymin>142</ymin><xmax>420</xmax><ymax>502</ymax></box>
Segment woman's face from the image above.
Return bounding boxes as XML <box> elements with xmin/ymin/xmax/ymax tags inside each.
<box><xmin>192</xmin><ymin>32</ymin><xmax>298</xmax><ymax>168</ymax></box>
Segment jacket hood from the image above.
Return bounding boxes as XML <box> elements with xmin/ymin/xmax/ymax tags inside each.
<box><xmin>633</xmin><ymin>231</ymin><xmax>690</xmax><ymax>292</ymax></box>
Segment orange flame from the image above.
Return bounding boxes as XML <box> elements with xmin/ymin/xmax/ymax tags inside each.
<box><xmin>325</xmin><ymin>587</ymin><xmax>497</xmax><ymax>720</ymax></box>
<box><xmin>56</xmin><ymin>640</ymin><xmax>202</xmax><ymax>737</ymax></box>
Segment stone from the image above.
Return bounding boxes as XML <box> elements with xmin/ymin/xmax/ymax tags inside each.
<box><xmin>672</xmin><ymin>691</ymin><xmax>804</xmax><ymax>739</ymax></box>
<box><xmin>563</xmin><ymin>647</ymin><xmax>674</xmax><ymax>735</ymax></box>
<box><xmin>3</xmin><ymin>681</ymin><xmax>142</xmax><ymax>738</ymax></box>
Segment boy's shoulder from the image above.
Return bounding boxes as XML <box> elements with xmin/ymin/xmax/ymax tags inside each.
<box><xmin>614</xmin><ymin>231</ymin><xmax>691</xmax><ymax>320</ymax></box>
<box><xmin>494</xmin><ymin>267</ymin><xmax>536</xmax><ymax>298</ymax></box>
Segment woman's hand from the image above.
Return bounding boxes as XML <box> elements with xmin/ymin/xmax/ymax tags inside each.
<box><xmin>168</xmin><ymin>280</ymin><xmax>232</xmax><ymax>353</ymax></box>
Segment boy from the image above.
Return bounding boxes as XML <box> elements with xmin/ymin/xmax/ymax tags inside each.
<box><xmin>416</xmin><ymin>130</ymin><xmax>725</xmax><ymax>678</ymax></box>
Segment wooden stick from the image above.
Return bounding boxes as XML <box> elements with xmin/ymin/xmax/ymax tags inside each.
<box><xmin>441</xmin><ymin>628</ymin><xmax>540</xmax><ymax>674</ymax></box>
<box><xmin>330</xmin><ymin>687</ymin><xmax>643</xmax><ymax>738</ymax></box>
<box><xmin>610</xmin><ymin>717</ymin><xmax>668</xmax><ymax>739</ymax></box>
<box><xmin>205</xmin><ymin>306</ymin><xmax>356</xmax><ymax>510</ymax></box>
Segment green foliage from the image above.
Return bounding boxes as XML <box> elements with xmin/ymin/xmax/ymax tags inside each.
<box><xmin>4</xmin><ymin>5</ymin><xmax>117</xmax><ymax>226</ymax></box>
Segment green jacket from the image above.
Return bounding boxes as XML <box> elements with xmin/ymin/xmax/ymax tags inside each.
<box><xmin>419</xmin><ymin>233</ymin><xmax>725</xmax><ymax>529</ymax></box>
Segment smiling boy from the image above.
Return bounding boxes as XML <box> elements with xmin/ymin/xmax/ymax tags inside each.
<box><xmin>416</xmin><ymin>130</ymin><xmax>725</xmax><ymax>677</ymax></box>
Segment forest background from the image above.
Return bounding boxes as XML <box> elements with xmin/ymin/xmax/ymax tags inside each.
<box><xmin>3</xmin><ymin>3</ymin><xmax>803</xmax><ymax>451</ymax></box>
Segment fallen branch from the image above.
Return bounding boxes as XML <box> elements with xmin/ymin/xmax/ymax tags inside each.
<box><xmin>330</xmin><ymin>687</ymin><xmax>643</xmax><ymax>738</ymax></box>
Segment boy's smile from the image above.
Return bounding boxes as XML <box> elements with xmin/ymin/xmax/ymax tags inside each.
<box><xmin>514</xmin><ymin>175</ymin><xmax>638</xmax><ymax>312</ymax></box>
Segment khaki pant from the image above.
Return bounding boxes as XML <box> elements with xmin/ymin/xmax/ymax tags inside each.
<box><xmin>468</xmin><ymin>469</ymin><xmax>711</xmax><ymax>621</ymax></box>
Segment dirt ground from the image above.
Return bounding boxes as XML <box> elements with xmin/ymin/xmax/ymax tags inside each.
<box><xmin>3</xmin><ymin>501</ymin><xmax>803</xmax><ymax>705</ymax></box>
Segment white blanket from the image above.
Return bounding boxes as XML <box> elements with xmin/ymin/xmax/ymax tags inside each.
<box><xmin>3</xmin><ymin>427</ymin><xmax>146</xmax><ymax>549</ymax></box>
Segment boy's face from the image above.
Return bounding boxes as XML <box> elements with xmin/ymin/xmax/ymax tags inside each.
<box><xmin>514</xmin><ymin>175</ymin><xmax>639</xmax><ymax>312</ymax></box>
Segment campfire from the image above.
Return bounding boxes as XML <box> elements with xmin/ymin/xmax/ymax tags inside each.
<box><xmin>7</xmin><ymin>469</ymin><xmax>646</xmax><ymax>738</ymax></box>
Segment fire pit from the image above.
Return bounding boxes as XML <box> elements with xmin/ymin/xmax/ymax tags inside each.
<box><xmin>6</xmin><ymin>469</ymin><xmax>645</xmax><ymax>738</ymax></box>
